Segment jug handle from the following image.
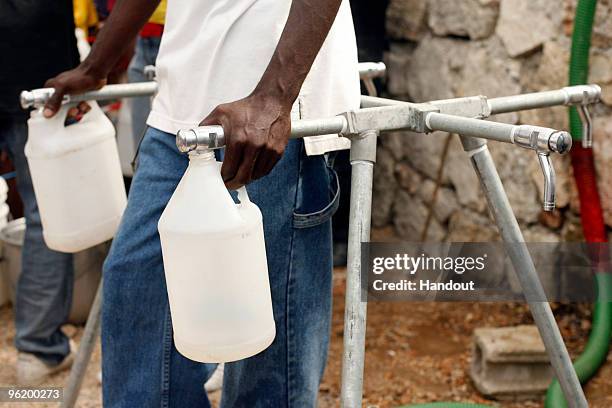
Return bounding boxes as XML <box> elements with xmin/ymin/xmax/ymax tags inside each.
<box><xmin>214</xmin><ymin>161</ymin><xmax>251</xmax><ymax>205</ymax></box>
<box><xmin>37</xmin><ymin>100</ymin><xmax>105</xmax><ymax>130</ymax></box>
<box><xmin>37</xmin><ymin>103</ymin><xmax>72</xmax><ymax>129</ymax></box>
<box><xmin>236</xmin><ymin>186</ymin><xmax>251</xmax><ymax>204</ymax></box>
<box><xmin>68</xmin><ymin>100</ymin><xmax>105</xmax><ymax>125</ymax></box>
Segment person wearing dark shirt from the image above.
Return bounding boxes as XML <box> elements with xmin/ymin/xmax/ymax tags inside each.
<box><xmin>0</xmin><ymin>0</ymin><xmax>80</xmax><ymax>385</ymax></box>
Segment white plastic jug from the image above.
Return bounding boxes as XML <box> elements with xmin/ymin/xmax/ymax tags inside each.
<box><xmin>25</xmin><ymin>102</ymin><xmax>127</xmax><ymax>253</ymax></box>
<box><xmin>158</xmin><ymin>149</ymin><xmax>275</xmax><ymax>363</ymax></box>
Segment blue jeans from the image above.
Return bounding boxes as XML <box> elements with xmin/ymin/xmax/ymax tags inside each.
<box><xmin>127</xmin><ymin>36</ymin><xmax>162</xmax><ymax>148</ymax></box>
<box><xmin>102</xmin><ymin>127</ymin><xmax>338</xmax><ymax>407</ymax></box>
<box><xmin>0</xmin><ymin>118</ymin><xmax>74</xmax><ymax>366</ymax></box>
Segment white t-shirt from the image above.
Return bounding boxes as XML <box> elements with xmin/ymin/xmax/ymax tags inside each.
<box><xmin>147</xmin><ymin>0</ymin><xmax>360</xmax><ymax>155</ymax></box>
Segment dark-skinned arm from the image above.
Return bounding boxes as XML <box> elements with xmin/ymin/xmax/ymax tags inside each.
<box><xmin>43</xmin><ymin>0</ymin><xmax>161</xmax><ymax>117</ymax></box>
<box><xmin>201</xmin><ymin>0</ymin><xmax>344</xmax><ymax>189</ymax></box>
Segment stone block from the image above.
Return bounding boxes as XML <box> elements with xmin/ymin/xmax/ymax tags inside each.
<box><xmin>446</xmin><ymin>138</ymin><xmax>487</xmax><ymax>213</ymax></box>
<box><xmin>470</xmin><ymin>325</ymin><xmax>553</xmax><ymax>400</ymax></box>
<box><xmin>428</xmin><ymin>0</ymin><xmax>500</xmax><ymax>40</ymax></box>
<box><xmin>496</xmin><ymin>0</ymin><xmax>562</xmax><ymax>57</ymax></box>
<box><xmin>372</xmin><ymin>147</ymin><xmax>398</xmax><ymax>227</ymax></box>
<box><xmin>386</xmin><ymin>0</ymin><xmax>428</xmax><ymax>41</ymax></box>
<box><xmin>395</xmin><ymin>161</ymin><xmax>423</xmax><ymax>193</ymax></box>
<box><xmin>403</xmin><ymin>35</ymin><xmax>466</xmax><ymax>101</ymax></box>
<box><xmin>393</xmin><ymin>190</ymin><xmax>447</xmax><ymax>241</ymax></box>
<box><xmin>448</xmin><ymin>210</ymin><xmax>499</xmax><ymax>242</ymax></box>
<box><xmin>417</xmin><ymin>179</ymin><xmax>459</xmax><ymax>223</ymax></box>
<box><xmin>488</xmin><ymin>143</ymin><xmax>541</xmax><ymax>224</ymax></box>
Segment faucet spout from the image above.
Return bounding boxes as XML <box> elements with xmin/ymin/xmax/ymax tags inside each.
<box><xmin>537</xmin><ymin>152</ymin><xmax>556</xmax><ymax>212</ymax></box>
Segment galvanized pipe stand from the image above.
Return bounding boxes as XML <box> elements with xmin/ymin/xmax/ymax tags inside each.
<box><xmin>21</xmin><ymin>65</ymin><xmax>600</xmax><ymax>408</ymax></box>
<box><xmin>458</xmin><ymin>136</ymin><xmax>587</xmax><ymax>408</ymax></box>
<box><xmin>341</xmin><ymin>129</ymin><xmax>377</xmax><ymax>406</ymax></box>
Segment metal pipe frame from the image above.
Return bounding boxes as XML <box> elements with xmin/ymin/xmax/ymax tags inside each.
<box><xmin>361</xmin><ymin>84</ymin><xmax>601</xmax><ymax>115</ymax></box>
<box><xmin>20</xmin><ymin>62</ymin><xmax>387</xmax><ymax>110</ymax></box>
<box><xmin>61</xmin><ymin>282</ymin><xmax>102</xmax><ymax>408</ymax></box>
<box><xmin>40</xmin><ymin>78</ymin><xmax>598</xmax><ymax>407</ymax></box>
<box><xmin>341</xmin><ymin>130</ymin><xmax>377</xmax><ymax>407</ymax></box>
<box><xmin>20</xmin><ymin>82</ymin><xmax>159</xmax><ymax>109</ymax></box>
<box><xmin>460</xmin><ymin>136</ymin><xmax>587</xmax><ymax>408</ymax></box>
<box><xmin>177</xmin><ymin>105</ymin><xmax>572</xmax><ymax>155</ymax></box>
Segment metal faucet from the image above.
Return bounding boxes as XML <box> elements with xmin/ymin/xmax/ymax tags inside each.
<box><xmin>563</xmin><ymin>84</ymin><xmax>600</xmax><ymax>148</ymax></box>
<box><xmin>511</xmin><ymin>125</ymin><xmax>572</xmax><ymax>211</ymax></box>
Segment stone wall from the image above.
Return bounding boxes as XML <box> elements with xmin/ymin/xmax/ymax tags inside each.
<box><xmin>375</xmin><ymin>0</ymin><xmax>612</xmax><ymax>243</ymax></box>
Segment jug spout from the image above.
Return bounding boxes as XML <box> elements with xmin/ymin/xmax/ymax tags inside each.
<box><xmin>188</xmin><ymin>148</ymin><xmax>215</xmax><ymax>161</ymax></box>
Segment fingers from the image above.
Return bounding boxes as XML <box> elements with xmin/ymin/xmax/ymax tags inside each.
<box><xmin>41</xmin><ymin>69</ymin><xmax>106</xmax><ymax>118</ymax></box>
<box><xmin>225</xmin><ymin>143</ymin><xmax>261</xmax><ymax>190</ymax></box>
<box><xmin>220</xmin><ymin>133</ymin><xmax>245</xmax><ymax>187</ymax></box>
<box><xmin>251</xmin><ymin>145</ymin><xmax>283</xmax><ymax>181</ymax></box>
<box><xmin>201</xmin><ymin>107</ymin><xmax>245</xmax><ymax>186</ymax></box>
<box><xmin>43</xmin><ymin>80</ymin><xmax>65</xmax><ymax>118</ymax></box>
<box><xmin>201</xmin><ymin>100</ymin><xmax>290</xmax><ymax>189</ymax></box>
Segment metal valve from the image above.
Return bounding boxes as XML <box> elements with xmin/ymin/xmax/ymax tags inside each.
<box><xmin>176</xmin><ymin>126</ymin><xmax>225</xmax><ymax>152</ymax></box>
<box><xmin>511</xmin><ymin>125</ymin><xmax>572</xmax><ymax>211</ymax></box>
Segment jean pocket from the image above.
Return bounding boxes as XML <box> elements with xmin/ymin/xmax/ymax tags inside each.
<box><xmin>292</xmin><ymin>166</ymin><xmax>340</xmax><ymax>229</ymax></box>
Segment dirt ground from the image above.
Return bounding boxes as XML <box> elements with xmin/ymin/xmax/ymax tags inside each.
<box><xmin>1</xmin><ymin>270</ymin><xmax>611</xmax><ymax>407</ymax></box>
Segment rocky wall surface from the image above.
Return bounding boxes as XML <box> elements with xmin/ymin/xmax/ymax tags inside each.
<box><xmin>377</xmin><ymin>0</ymin><xmax>612</xmax><ymax>243</ymax></box>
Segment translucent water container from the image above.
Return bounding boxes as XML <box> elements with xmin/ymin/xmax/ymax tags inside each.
<box><xmin>25</xmin><ymin>102</ymin><xmax>127</xmax><ymax>253</ymax></box>
<box><xmin>158</xmin><ymin>149</ymin><xmax>275</xmax><ymax>363</ymax></box>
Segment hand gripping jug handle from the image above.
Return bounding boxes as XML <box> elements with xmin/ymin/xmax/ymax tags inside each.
<box><xmin>41</xmin><ymin>101</ymin><xmax>106</xmax><ymax>132</ymax></box>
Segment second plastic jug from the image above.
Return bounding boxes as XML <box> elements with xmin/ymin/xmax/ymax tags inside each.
<box><xmin>25</xmin><ymin>101</ymin><xmax>127</xmax><ymax>253</ymax></box>
<box><xmin>158</xmin><ymin>149</ymin><xmax>275</xmax><ymax>363</ymax></box>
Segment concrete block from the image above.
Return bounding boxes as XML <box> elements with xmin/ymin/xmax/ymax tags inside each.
<box><xmin>470</xmin><ymin>325</ymin><xmax>553</xmax><ymax>400</ymax></box>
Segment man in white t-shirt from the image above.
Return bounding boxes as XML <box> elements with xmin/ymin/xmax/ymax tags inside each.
<box><xmin>44</xmin><ymin>0</ymin><xmax>359</xmax><ymax>406</ymax></box>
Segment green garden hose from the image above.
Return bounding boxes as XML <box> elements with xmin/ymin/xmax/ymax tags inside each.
<box><xmin>545</xmin><ymin>0</ymin><xmax>612</xmax><ymax>407</ymax></box>
<box><xmin>545</xmin><ymin>276</ymin><xmax>612</xmax><ymax>408</ymax></box>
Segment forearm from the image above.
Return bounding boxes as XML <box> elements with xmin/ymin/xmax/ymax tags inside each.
<box><xmin>252</xmin><ymin>0</ymin><xmax>343</xmax><ymax>106</ymax></box>
<box><xmin>81</xmin><ymin>0</ymin><xmax>161</xmax><ymax>78</ymax></box>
